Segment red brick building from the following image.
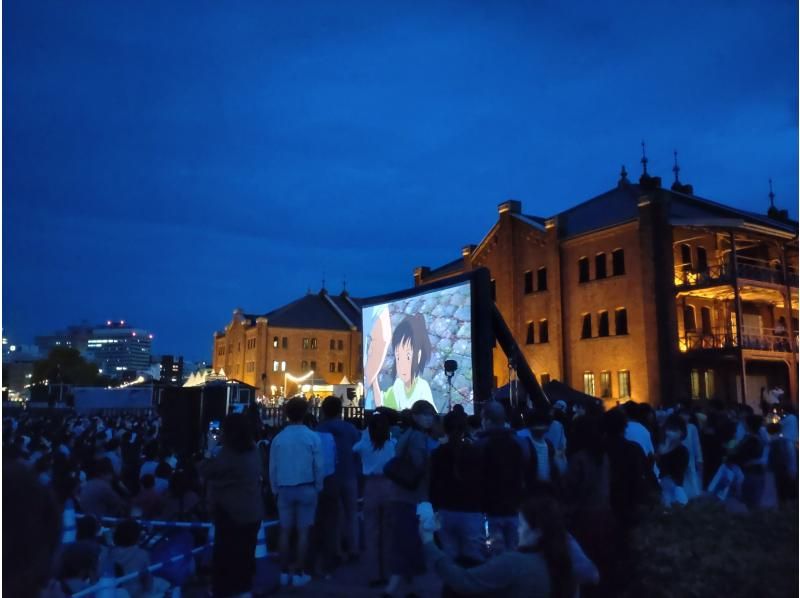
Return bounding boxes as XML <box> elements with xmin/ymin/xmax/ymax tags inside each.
<box><xmin>416</xmin><ymin>169</ymin><xmax>798</xmax><ymax>408</ymax></box>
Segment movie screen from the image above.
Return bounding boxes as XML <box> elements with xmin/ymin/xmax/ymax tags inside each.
<box><xmin>362</xmin><ymin>281</ymin><xmax>473</xmax><ymax>414</ymax></box>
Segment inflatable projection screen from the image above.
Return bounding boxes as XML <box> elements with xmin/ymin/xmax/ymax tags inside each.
<box><xmin>361</xmin><ymin>269</ymin><xmax>493</xmax><ymax>415</ymax></box>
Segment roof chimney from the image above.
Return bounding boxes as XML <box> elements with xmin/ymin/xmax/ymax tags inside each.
<box><xmin>498</xmin><ymin>200</ymin><xmax>522</xmax><ymax>215</ymax></box>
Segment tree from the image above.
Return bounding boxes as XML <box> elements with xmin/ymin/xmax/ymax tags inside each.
<box><xmin>32</xmin><ymin>347</ymin><xmax>107</xmax><ymax>387</ymax></box>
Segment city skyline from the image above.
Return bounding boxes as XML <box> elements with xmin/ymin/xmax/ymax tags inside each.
<box><xmin>4</xmin><ymin>0</ymin><xmax>798</xmax><ymax>359</ymax></box>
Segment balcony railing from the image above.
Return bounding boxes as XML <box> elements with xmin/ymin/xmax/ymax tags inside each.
<box><xmin>674</xmin><ymin>255</ymin><xmax>797</xmax><ymax>289</ymax></box>
<box><xmin>680</xmin><ymin>326</ymin><xmax>797</xmax><ymax>353</ymax></box>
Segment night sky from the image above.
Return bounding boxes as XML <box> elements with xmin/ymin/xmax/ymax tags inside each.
<box><xmin>3</xmin><ymin>0</ymin><xmax>798</xmax><ymax>361</ymax></box>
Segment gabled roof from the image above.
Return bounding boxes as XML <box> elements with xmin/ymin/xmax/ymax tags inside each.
<box><xmin>265</xmin><ymin>291</ymin><xmax>361</xmax><ymax>331</ymax></box>
<box><xmin>555</xmin><ymin>183</ymin><xmax>643</xmax><ymax>239</ymax></box>
<box><xmin>426</xmin><ymin>257</ymin><xmax>465</xmax><ymax>278</ymax></box>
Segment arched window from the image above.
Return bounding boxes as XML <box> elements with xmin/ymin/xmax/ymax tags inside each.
<box><xmin>595</xmin><ymin>253</ymin><xmax>607</xmax><ymax>279</ymax></box>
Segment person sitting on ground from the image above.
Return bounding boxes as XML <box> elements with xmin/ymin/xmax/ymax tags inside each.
<box><xmin>110</xmin><ymin>519</ymin><xmax>170</xmax><ymax>598</ymax></box>
<box><xmin>421</xmin><ymin>490</ymin><xmax>576</xmax><ymax>598</ymax></box>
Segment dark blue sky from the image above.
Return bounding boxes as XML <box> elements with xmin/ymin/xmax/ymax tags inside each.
<box><xmin>4</xmin><ymin>0</ymin><xmax>797</xmax><ymax>361</ymax></box>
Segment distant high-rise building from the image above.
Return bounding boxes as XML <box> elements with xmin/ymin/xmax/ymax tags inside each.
<box><xmin>160</xmin><ymin>355</ymin><xmax>184</xmax><ymax>386</ymax></box>
<box><xmin>86</xmin><ymin>321</ymin><xmax>153</xmax><ymax>374</ymax></box>
<box><xmin>35</xmin><ymin>323</ymin><xmax>94</xmax><ymax>356</ymax></box>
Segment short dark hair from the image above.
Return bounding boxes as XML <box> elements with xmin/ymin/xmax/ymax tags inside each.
<box><xmin>222</xmin><ymin>413</ymin><xmax>255</xmax><ymax>453</ymax></box>
<box><xmin>113</xmin><ymin>519</ymin><xmax>141</xmax><ymax>548</ymax></box>
<box><xmin>285</xmin><ymin>397</ymin><xmax>308</xmax><ymax>423</ymax></box>
<box><xmin>443</xmin><ymin>410</ymin><xmax>467</xmax><ymax>438</ymax></box>
<box><xmin>140</xmin><ymin>474</ymin><xmax>155</xmax><ymax>489</ymax></box>
<box><xmin>481</xmin><ymin>401</ymin><xmax>506</xmax><ymax>426</ymax></box>
<box><xmin>604</xmin><ymin>408</ymin><xmax>628</xmax><ymax>438</ymax></box>
<box><xmin>391</xmin><ymin>314</ymin><xmax>432</xmax><ymax>381</ymax></box>
<box><xmin>322</xmin><ymin>396</ymin><xmax>343</xmax><ymax>419</ymax></box>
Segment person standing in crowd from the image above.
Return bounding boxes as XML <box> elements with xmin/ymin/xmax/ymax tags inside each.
<box><xmin>269</xmin><ymin>398</ymin><xmax>324</xmax><ymax>588</ymax></box>
<box><xmin>766</xmin><ymin>422</ymin><xmax>798</xmax><ymax>504</ymax></box>
<box><xmin>430</xmin><ymin>410</ymin><xmax>486</xmax><ymax>566</ymax></box>
<box><xmin>657</xmin><ymin>415</ymin><xmax>690</xmax><ymax>507</ymax></box>
<box><xmin>678</xmin><ymin>405</ymin><xmax>704</xmax><ymax>499</ymax></box>
<box><xmin>200</xmin><ymin>413</ymin><xmax>264</xmax><ymax>597</ymax></box>
<box><xmin>353</xmin><ymin>411</ymin><xmax>397</xmax><ymax>587</ymax></box>
<box><xmin>316</xmin><ymin>396</ymin><xmax>362</xmax><ymax>562</ymax></box>
<box><xmin>80</xmin><ymin>457</ymin><xmax>129</xmax><ymax>518</ymax></box>
<box><xmin>313</xmin><ymin>414</ymin><xmax>339</xmax><ymax>578</ymax></box>
<box><xmin>383</xmin><ymin>400</ymin><xmax>436</xmax><ymax>597</ymax></box>
<box><xmin>476</xmin><ymin>401</ymin><xmax>525</xmax><ymax>553</ymax></box>
<box><xmin>421</xmin><ymin>491</ymin><xmax>576</xmax><ymax>598</ymax></box>
<box><xmin>519</xmin><ymin>410</ymin><xmax>562</xmax><ymax>493</ymax></box>
<box><xmin>623</xmin><ymin>402</ymin><xmax>656</xmax><ymax>473</ymax></box>
<box><xmin>731</xmin><ymin>414</ymin><xmax>776</xmax><ymax>510</ymax></box>
<box><xmin>780</xmin><ymin>399</ymin><xmax>798</xmax><ymax>450</ymax></box>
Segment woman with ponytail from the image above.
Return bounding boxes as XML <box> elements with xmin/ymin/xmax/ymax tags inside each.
<box><xmin>421</xmin><ymin>487</ymin><xmax>584</xmax><ymax>597</ymax></box>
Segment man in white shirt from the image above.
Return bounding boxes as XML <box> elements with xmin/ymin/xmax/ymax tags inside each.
<box><xmin>269</xmin><ymin>398</ymin><xmax>324</xmax><ymax>587</ymax></box>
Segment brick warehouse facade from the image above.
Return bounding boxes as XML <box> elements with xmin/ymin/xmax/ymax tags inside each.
<box><xmin>416</xmin><ymin>170</ymin><xmax>798</xmax><ymax>408</ymax></box>
<box><xmin>212</xmin><ymin>289</ymin><xmax>362</xmax><ymax>397</ymax></box>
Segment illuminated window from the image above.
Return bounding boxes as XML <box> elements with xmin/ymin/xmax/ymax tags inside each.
<box><xmin>273</xmin><ymin>336</ymin><xmax>279</xmax><ymax>348</ymax></box>
<box><xmin>600</xmin><ymin>371</ymin><xmax>611</xmax><ymax>398</ymax></box>
<box><xmin>581</xmin><ymin>313</ymin><xmax>592</xmax><ymax>339</ymax></box>
<box><xmin>539</xmin><ymin>319</ymin><xmax>549</xmax><ymax>343</ymax></box>
<box><xmin>690</xmin><ymin>369</ymin><xmax>701</xmax><ymax>398</ymax></box>
<box><xmin>537</xmin><ymin>267</ymin><xmax>548</xmax><ymax>291</ymax></box>
<box><xmin>618</xmin><ymin>370</ymin><xmax>630</xmax><ymax>397</ymax></box>
<box><xmin>329</xmin><ymin>362</ymin><xmax>336</xmax><ymax>372</ymax></box>
<box><xmin>615</xmin><ymin>308</ymin><xmax>628</xmax><ymax>335</ymax></box>
<box><xmin>579</xmin><ymin>257</ymin><xmax>590</xmax><ymax>283</ymax></box>
<box><xmin>583</xmin><ymin>372</ymin><xmax>596</xmax><ymax>396</ymax></box>
<box><xmin>526</xmin><ymin>322</ymin><xmax>535</xmax><ymax>345</ymax></box>
<box><xmin>303</xmin><ymin>338</ymin><xmax>310</xmax><ymax>349</ymax></box>
<box><xmin>524</xmin><ymin>271</ymin><xmax>533</xmax><ymax>294</ymax></box>
<box><xmin>704</xmin><ymin>370</ymin><xmax>715</xmax><ymax>398</ymax></box>
<box><xmin>281</xmin><ymin>361</ymin><xmax>286</xmax><ymax>372</ymax></box>
<box><xmin>273</xmin><ymin>360</ymin><xmax>279</xmax><ymax>372</ymax></box>
<box><xmin>337</xmin><ymin>362</ymin><xmax>343</xmax><ymax>373</ymax></box>
<box><xmin>595</xmin><ymin>253</ymin><xmax>607</xmax><ymax>279</ymax></box>
<box><xmin>612</xmin><ymin>249</ymin><xmax>625</xmax><ymax>276</ymax></box>
<box><xmin>598</xmin><ymin>311</ymin><xmax>610</xmax><ymax>337</ymax></box>
<box><xmin>311</xmin><ymin>338</ymin><xmax>318</xmax><ymax>350</ymax></box>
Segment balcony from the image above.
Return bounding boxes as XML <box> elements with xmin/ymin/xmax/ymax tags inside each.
<box><xmin>674</xmin><ymin>255</ymin><xmax>797</xmax><ymax>290</ymax></box>
<box><xmin>680</xmin><ymin>326</ymin><xmax>797</xmax><ymax>354</ymax></box>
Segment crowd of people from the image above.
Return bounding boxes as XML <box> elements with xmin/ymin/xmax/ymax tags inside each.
<box><xmin>3</xmin><ymin>390</ymin><xmax>798</xmax><ymax>597</ymax></box>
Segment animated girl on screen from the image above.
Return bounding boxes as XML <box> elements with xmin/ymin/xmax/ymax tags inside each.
<box><xmin>382</xmin><ymin>313</ymin><xmax>436</xmax><ymax>412</ymax></box>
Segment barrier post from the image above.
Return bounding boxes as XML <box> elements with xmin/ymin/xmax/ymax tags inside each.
<box><xmin>62</xmin><ymin>498</ymin><xmax>77</xmax><ymax>544</ymax></box>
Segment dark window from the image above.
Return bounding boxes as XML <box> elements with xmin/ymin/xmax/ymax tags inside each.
<box><xmin>491</xmin><ymin>279</ymin><xmax>497</xmax><ymax>300</ymax></box>
<box><xmin>537</xmin><ymin>267</ymin><xmax>548</xmax><ymax>291</ymax></box>
<box><xmin>539</xmin><ymin>319</ymin><xmax>549</xmax><ymax>343</ymax></box>
<box><xmin>697</xmin><ymin>247</ymin><xmax>708</xmax><ymax>272</ymax></box>
<box><xmin>273</xmin><ymin>336</ymin><xmax>279</xmax><ymax>348</ymax></box>
<box><xmin>337</xmin><ymin>362</ymin><xmax>343</xmax><ymax>373</ymax></box>
<box><xmin>310</xmin><ymin>338</ymin><xmax>318</xmax><ymax>350</ymax></box>
<box><xmin>612</xmin><ymin>249</ymin><xmax>625</xmax><ymax>276</ymax></box>
<box><xmin>301</xmin><ymin>360</ymin><xmax>308</xmax><ymax>371</ymax></box>
<box><xmin>303</xmin><ymin>338</ymin><xmax>309</xmax><ymax>349</ymax></box>
<box><xmin>701</xmin><ymin>307</ymin><xmax>712</xmax><ymax>334</ymax></box>
<box><xmin>616</xmin><ymin>308</ymin><xmax>629</xmax><ymax>335</ymax></box>
<box><xmin>310</xmin><ymin>360</ymin><xmax>317</xmax><ymax>371</ymax></box>
<box><xmin>680</xmin><ymin>244</ymin><xmax>692</xmax><ymax>272</ymax></box>
<box><xmin>684</xmin><ymin>305</ymin><xmax>696</xmax><ymax>333</ymax></box>
<box><xmin>524</xmin><ymin>271</ymin><xmax>533</xmax><ymax>294</ymax></box>
<box><xmin>595</xmin><ymin>253</ymin><xmax>607</xmax><ymax>279</ymax></box>
<box><xmin>598</xmin><ymin>311</ymin><xmax>610</xmax><ymax>337</ymax></box>
<box><xmin>581</xmin><ymin>314</ymin><xmax>592</xmax><ymax>339</ymax></box>
<box><xmin>329</xmin><ymin>362</ymin><xmax>335</xmax><ymax>372</ymax></box>
<box><xmin>330</xmin><ymin>339</ymin><xmax>335</xmax><ymax>350</ymax></box>
<box><xmin>282</xmin><ymin>337</ymin><xmax>288</xmax><ymax>349</ymax></box>
<box><xmin>526</xmin><ymin>322</ymin><xmax>535</xmax><ymax>345</ymax></box>
<box><xmin>337</xmin><ymin>340</ymin><xmax>344</xmax><ymax>351</ymax></box>
<box><xmin>579</xmin><ymin>257</ymin><xmax>590</xmax><ymax>283</ymax></box>
<box><xmin>540</xmin><ymin>373</ymin><xmax>551</xmax><ymax>386</ymax></box>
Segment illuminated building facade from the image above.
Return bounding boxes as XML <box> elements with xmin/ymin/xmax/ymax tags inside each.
<box><xmin>86</xmin><ymin>321</ymin><xmax>154</xmax><ymax>374</ymax></box>
<box><xmin>416</xmin><ymin>169</ymin><xmax>798</xmax><ymax>407</ymax></box>
<box><xmin>211</xmin><ymin>289</ymin><xmax>362</xmax><ymax>397</ymax></box>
